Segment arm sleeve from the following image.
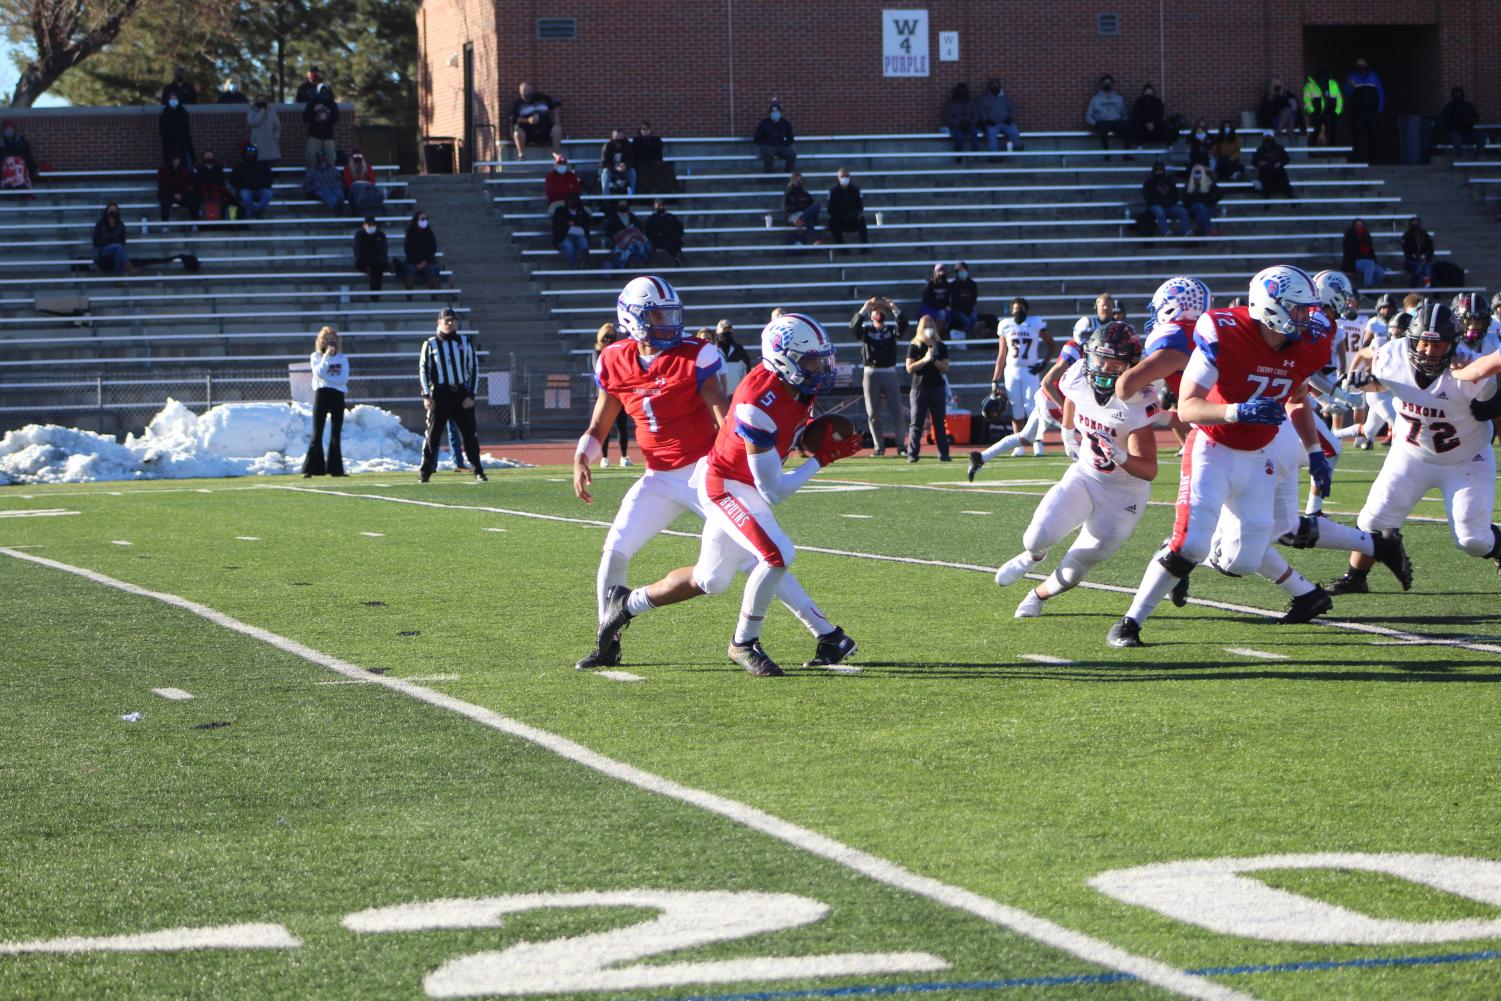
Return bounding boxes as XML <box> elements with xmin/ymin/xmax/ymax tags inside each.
<box><xmin>1191</xmin><ymin>312</ymin><xmax>1221</xmax><ymax>365</ymax></box>
<box><xmin>418</xmin><ymin>339</ymin><xmax>432</xmax><ymax>396</ymax></box>
<box><xmin>747</xmin><ymin>446</ymin><xmax>820</xmax><ymax>506</ymax></box>
<box><xmin>464</xmin><ymin>338</ymin><xmax>479</xmax><ymax>395</ymax></box>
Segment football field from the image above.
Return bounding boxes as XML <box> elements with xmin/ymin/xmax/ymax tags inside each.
<box><xmin>2</xmin><ymin>449</ymin><xmax>1499</xmax><ymax>1001</ymax></box>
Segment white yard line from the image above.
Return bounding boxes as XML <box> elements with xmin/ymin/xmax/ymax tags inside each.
<box><xmin>358</xmin><ymin>532</ymin><xmax>385</xmax><ymax>538</ymax></box>
<box><xmin>596</xmin><ymin>670</ymin><xmax>645</xmax><ymax>683</ymax></box>
<box><xmin>0</xmin><ymin>923</ymin><xmax>298</xmax><ymax>954</ymax></box>
<box><xmin>1021</xmin><ymin>654</ymin><xmax>1076</xmax><ymax>666</ymax></box>
<box><xmin>0</xmin><ymin>544</ymin><xmax>1255</xmax><ymax>1001</ymax></box>
<box><xmin>110</xmin><ymin>540</ymin><xmax>132</xmax><ymax>546</ymax></box>
<box><xmin>235</xmin><ymin>536</ymin><xmax>260</xmax><ymax>542</ymax></box>
<box><xmin>958</xmin><ymin>510</ymin><xmax>992</xmax><ymax>516</ymax></box>
<box><xmin>841</xmin><ymin>514</ymin><xmax>873</xmax><ymax>520</ymax></box>
<box><xmin>1223</xmin><ymin>648</ymin><xmax>1291</xmax><ymax>661</ymax></box>
<box><xmin>0</xmin><ymin>509</ymin><xmax>78</xmax><ymax>519</ymax></box>
<box><xmin>151</xmin><ymin>687</ymin><xmax>194</xmax><ymax>701</ymax></box>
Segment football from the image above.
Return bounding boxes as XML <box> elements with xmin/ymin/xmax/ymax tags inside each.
<box><xmin>801</xmin><ymin>413</ymin><xmax>858</xmax><ymax>454</ymax></box>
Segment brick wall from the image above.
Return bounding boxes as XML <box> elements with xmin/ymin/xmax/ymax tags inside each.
<box><xmin>1</xmin><ymin>103</ymin><xmax>359</xmax><ymax>172</ymax></box>
<box><xmin>418</xmin><ymin>0</ymin><xmax>1500</xmax><ymax>142</ymax></box>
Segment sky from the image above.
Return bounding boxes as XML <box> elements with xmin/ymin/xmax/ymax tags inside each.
<box><xmin>1</xmin><ymin>37</ymin><xmax>71</xmax><ymax>107</ymax></box>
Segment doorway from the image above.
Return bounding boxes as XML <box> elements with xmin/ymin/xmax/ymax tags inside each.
<box><xmin>1303</xmin><ymin>24</ymin><xmax>1441</xmax><ymax>162</ymax></box>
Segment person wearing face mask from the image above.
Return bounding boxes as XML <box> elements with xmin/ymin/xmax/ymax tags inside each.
<box><xmin>754</xmin><ymin>99</ymin><xmax>796</xmax><ymax>173</ymax></box>
<box><xmin>156</xmin><ymin>153</ymin><xmax>199</xmax><ymax>222</ymax></box>
<box><xmin>599</xmin><ymin>128</ymin><xmax>637</xmax><ymax>196</ymax></box>
<box><xmin>1085</xmin><ymin>75</ymin><xmax>1128</xmax><ymax>152</ymax></box>
<box><xmin>714</xmin><ymin>319</ymin><xmax>752</xmax><ymax>396</ymax></box>
<box><xmin>353</xmin><ymin>215</ymin><xmax>390</xmax><ymax>291</ymax></box>
<box><xmin>195</xmin><ymin>150</ymin><xmax>232</xmax><ymax>220</ymax></box>
<box><xmin>231</xmin><ymin>143</ymin><xmax>273</xmax><ymax>218</ymax></box>
<box><xmin>551</xmin><ymin>192</ymin><xmax>592</xmax><ymax>269</ymax></box>
<box><xmin>826</xmin><ymin>167</ymin><xmax>868</xmax><ymax>246</ymax></box>
<box><xmin>159</xmin><ymin>93</ymin><xmax>194</xmax><ymax>166</ymax></box>
<box><xmin>1303</xmin><ymin>66</ymin><xmax>1343</xmax><ymax>147</ymax></box>
<box><xmin>1252</xmin><ymin>131</ymin><xmax>1294</xmax><ymax>198</ymax></box>
<box><xmin>544</xmin><ymin>153</ymin><xmax>583</xmax><ymax>211</ymax></box>
<box><xmin>217</xmin><ymin>76</ymin><xmax>248</xmax><ymax>104</ymax></box>
<box><xmin>905</xmin><ymin>317</ymin><xmax>952</xmax><ymax>463</ymax></box>
<box><xmin>851</xmin><ymin>296</ymin><xmax>907</xmax><ymax>455</ymax></box>
<box><xmin>160</xmin><ymin>67</ymin><xmax>197</xmax><ymax>107</ymax></box>
<box><xmin>302</xmin><ymin>151</ymin><xmax>346</xmax><ymax>214</ymax></box>
<box><xmin>246</xmin><ymin>95</ymin><xmax>282</xmax><ymax>164</ymax></box>
<box><xmin>1142</xmin><ymin>160</ymin><xmax>1188</xmax><ymax>237</ymax></box>
<box><xmin>1182</xmin><ymin>164</ymin><xmax>1219</xmax><ymax>237</ymax></box>
<box><xmin>948</xmin><ymin>262</ymin><xmax>979</xmax><ymax>336</ymax></box>
<box><xmin>604</xmin><ymin>201</ymin><xmax>652</xmax><ymax>269</ymax></box>
<box><xmin>1185</xmin><ymin>118</ymin><xmax>1212</xmax><ymax>171</ymax></box>
<box><xmin>402</xmin><ymin>210</ymin><xmax>441</xmax><ymax>290</ymax></box>
<box><xmin>0</xmin><ymin>120</ymin><xmax>38</xmax><ymax>189</ymax></box>
<box><xmin>1129</xmin><ymin>83</ymin><xmax>1167</xmax><ymax>149</ymax></box>
<box><xmin>781</xmin><ymin>173</ymin><xmax>820</xmax><ymax>246</ymax></box>
<box><xmin>294</xmin><ymin>66</ymin><xmax>326</xmax><ymax>106</ymax></box>
<box><xmin>1345</xmin><ymin>58</ymin><xmax>1384</xmax><ymax>163</ymax></box>
<box><xmin>302</xmin><ymin>75</ymin><xmax>339</xmax><ymax>171</ymax></box>
<box><xmin>917</xmin><ymin>262</ymin><xmax>953</xmax><ymax>332</ymax></box>
<box><xmin>1211</xmin><ymin>120</ymin><xmax>1244</xmax><ymax>181</ymax></box>
<box><xmin>92</xmin><ymin>203</ymin><xmax>131</xmax><ymax>275</ymax></box>
<box><xmin>643</xmin><ymin>198</ymin><xmax>685</xmax><ymax>265</ymax></box>
<box><xmin>976</xmin><ymin>78</ymin><xmax>1023</xmax><ymax>156</ymax></box>
<box><xmin>1259</xmin><ymin>78</ymin><xmax>1299</xmax><ymax>136</ymax></box>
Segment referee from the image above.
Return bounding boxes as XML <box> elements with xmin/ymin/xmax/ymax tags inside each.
<box><xmin>419</xmin><ymin>306</ymin><xmax>486</xmax><ymax>482</ymax></box>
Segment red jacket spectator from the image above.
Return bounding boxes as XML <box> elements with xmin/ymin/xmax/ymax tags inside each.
<box><xmin>545</xmin><ymin>155</ymin><xmax>583</xmax><ymax>206</ymax></box>
<box><xmin>342</xmin><ymin>150</ymin><xmax>375</xmax><ymax>191</ymax></box>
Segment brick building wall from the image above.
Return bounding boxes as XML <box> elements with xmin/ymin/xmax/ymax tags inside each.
<box><xmin>1</xmin><ymin>104</ymin><xmax>359</xmax><ymax>172</ymax></box>
<box><xmin>419</xmin><ymin>0</ymin><xmax>1498</xmax><ymax>147</ymax></box>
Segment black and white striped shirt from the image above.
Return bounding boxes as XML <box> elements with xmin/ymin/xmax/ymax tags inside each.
<box><xmin>419</xmin><ymin>333</ymin><xmax>478</xmax><ymax>397</ymax></box>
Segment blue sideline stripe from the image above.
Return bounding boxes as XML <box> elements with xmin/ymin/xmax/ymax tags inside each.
<box><xmin>620</xmin><ymin>948</ymin><xmax>1501</xmax><ymax>1001</ymax></box>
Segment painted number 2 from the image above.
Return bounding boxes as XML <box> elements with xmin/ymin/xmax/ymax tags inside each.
<box><xmin>344</xmin><ymin>890</ymin><xmax>947</xmax><ymax>998</ymax></box>
<box><xmin>1245</xmin><ymin>374</ymin><xmax>1294</xmax><ymax>401</ymax></box>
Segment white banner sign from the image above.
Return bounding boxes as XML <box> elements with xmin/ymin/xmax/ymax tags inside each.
<box><xmin>882</xmin><ymin>10</ymin><xmax>928</xmax><ymax>77</ymax></box>
<box><xmin>939</xmin><ymin>31</ymin><xmax>958</xmax><ymax>62</ymax></box>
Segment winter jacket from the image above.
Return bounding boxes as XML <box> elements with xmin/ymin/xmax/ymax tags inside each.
<box><xmin>1085</xmin><ymin>90</ymin><xmax>1125</xmax><ymax>125</ymax></box>
<box><xmin>405</xmin><ymin>225</ymin><xmax>439</xmax><ymax>266</ymax></box>
<box><xmin>93</xmin><ymin>215</ymin><xmax>127</xmax><ymax>249</ymax></box>
<box><xmin>246</xmin><ymin>105</ymin><xmax>282</xmax><ymax>161</ymax></box>
<box><xmin>975</xmin><ymin>88</ymin><xmax>1017</xmax><ymax>126</ymax></box>
<box><xmin>643</xmin><ymin>209</ymin><xmax>684</xmax><ymax>254</ymax></box>
<box><xmin>1342</xmin><ymin>226</ymin><xmax>1377</xmax><ymax>271</ymax></box>
<box><xmin>156</xmin><ymin>163</ymin><xmax>195</xmax><ymax>201</ymax></box>
<box><xmin>1142</xmin><ymin>173</ymin><xmax>1181</xmax><ymax>208</ymax></box>
<box><xmin>544</xmin><ymin>168</ymin><xmax>582</xmax><ymax>205</ymax></box>
<box><xmin>1345</xmin><ymin>68</ymin><xmax>1384</xmax><ymax>114</ymax></box>
<box><xmin>631</xmin><ymin>135</ymin><xmax>665</xmax><ymax>163</ymax></box>
<box><xmin>1303</xmin><ymin>76</ymin><xmax>1343</xmax><ymax>116</ymax></box>
<box><xmin>353</xmin><ymin>227</ymin><xmax>389</xmax><ymax>269</ymax></box>
<box><xmin>828</xmin><ymin>181</ymin><xmax>865</xmax><ymax>225</ymax></box>
<box><xmin>342</xmin><ymin>159</ymin><xmax>375</xmax><ymax>191</ymax></box>
<box><xmin>0</xmin><ymin>133</ymin><xmax>38</xmax><ymax>180</ymax></box>
<box><xmin>599</xmin><ymin>138</ymin><xmax>635</xmax><ymax>171</ymax></box>
<box><xmin>303</xmin><ymin>88</ymin><xmax>339</xmax><ymax>140</ymax></box>
<box><xmin>942</xmin><ymin>96</ymin><xmax>977</xmax><ymax>133</ymax></box>
<box><xmin>783</xmin><ymin>183</ymin><xmax>814</xmax><ymax>218</ymax></box>
<box><xmin>230</xmin><ymin>158</ymin><xmax>273</xmax><ymax>192</ymax></box>
<box><xmin>302</xmin><ymin>163</ymin><xmax>343</xmax><ymax>198</ymax></box>
<box><xmin>551</xmin><ymin>202</ymin><xmax>592</xmax><ymax>245</ymax></box>
<box><xmin>1401</xmin><ymin>227</ymin><xmax>1434</xmax><ymax>264</ymax></box>
<box><xmin>754</xmin><ymin>116</ymin><xmax>795</xmax><ymax>148</ymax></box>
<box><xmin>159</xmin><ymin>105</ymin><xmax>193</xmax><ymax>155</ymax></box>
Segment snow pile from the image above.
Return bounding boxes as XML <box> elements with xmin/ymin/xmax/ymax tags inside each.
<box><xmin>0</xmin><ymin>399</ymin><xmax>530</xmax><ymax>484</ymax></box>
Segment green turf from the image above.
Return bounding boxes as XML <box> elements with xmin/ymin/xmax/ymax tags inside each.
<box><xmin>2</xmin><ymin>449</ymin><xmax>1499</xmax><ymax>1001</ymax></box>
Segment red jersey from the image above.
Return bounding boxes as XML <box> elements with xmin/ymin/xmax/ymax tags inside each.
<box><xmin>1143</xmin><ymin>317</ymin><xmax>1195</xmax><ymax>398</ymax></box>
<box><xmin>1192</xmin><ymin>306</ymin><xmax>1334</xmax><ymax>450</ymax></box>
<box><xmin>706</xmin><ymin>363</ymin><xmax>813</xmax><ymax>488</ymax></box>
<box><xmin>595</xmin><ymin>338</ymin><xmax>722</xmax><ymax>471</ymax></box>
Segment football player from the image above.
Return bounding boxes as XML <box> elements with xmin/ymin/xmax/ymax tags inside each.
<box><xmin>573</xmin><ymin>279</ymin><xmax>845</xmax><ymax>671</ymax></box>
<box><xmin>993</xmin><ymin>322</ymin><xmax>1160</xmax><ymax>617</ymax></box>
<box><xmin>967</xmin><ymin>336</ymin><xmax>1081</xmax><ymax>479</ymax></box>
<box><xmin>1330</xmin><ymin>303</ymin><xmax>1501</xmax><ymax>590</ymax></box>
<box><xmin>1334</xmin><ymin>292</ymin><xmax>1401</xmax><ymax>450</ymax></box>
<box><xmin>1452</xmin><ymin>291</ymin><xmax>1501</xmax><ymax>445</ymax></box>
<box><xmin>596</xmin><ymin>313</ymin><xmax>861</xmax><ymax>677</ymax></box>
<box><xmin>1324</xmin><ymin>272</ymin><xmax>1367</xmax><ymax>437</ymax></box>
<box><xmin>990</xmin><ymin>297</ymin><xmax>1053</xmax><ymax>447</ymax></box>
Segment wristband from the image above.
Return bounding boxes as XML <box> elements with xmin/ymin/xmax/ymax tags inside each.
<box><xmin>1224</xmin><ymin>404</ymin><xmax>1239</xmax><ymax>423</ymax></box>
<box><xmin>575</xmin><ymin>432</ymin><xmax>602</xmax><ymax>463</ymax></box>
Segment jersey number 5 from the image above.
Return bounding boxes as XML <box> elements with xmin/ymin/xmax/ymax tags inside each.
<box><xmin>1086</xmin><ymin>430</ymin><xmax>1117</xmax><ymax>473</ymax></box>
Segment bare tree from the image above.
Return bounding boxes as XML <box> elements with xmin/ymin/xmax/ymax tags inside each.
<box><xmin>4</xmin><ymin>0</ymin><xmax>145</xmax><ymax>106</ymax></box>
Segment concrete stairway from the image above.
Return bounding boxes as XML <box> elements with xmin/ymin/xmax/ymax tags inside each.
<box><xmin>1367</xmin><ymin>165</ymin><xmax>1500</xmax><ymax>294</ymax></box>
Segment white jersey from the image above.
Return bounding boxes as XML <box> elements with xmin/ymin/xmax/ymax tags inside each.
<box><xmin>999</xmin><ymin>316</ymin><xmax>1049</xmax><ymax>371</ymax></box>
<box><xmin>1072</xmin><ymin>314</ymin><xmax>1104</xmax><ymax>341</ymax></box>
<box><xmin>1060</xmin><ymin>360</ymin><xmax>1159</xmax><ymax>486</ymax></box>
<box><xmin>1371</xmin><ymin>340</ymin><xmax>1493</xmax><ymax>466</ymax></box>
<box><xmin>1364</xmin><ymin>315</ymin><xmax>1389</xmax><ymax>350</ymax></box>
<box><xmin>1335</xmin><ymin>317</ymin><xmax>1365</xmax><ymax>372</ymax></box>
<box><xmin>1467</xmin><ymin>330</ymin><xmax>1501</xmax><ymax>358</ymax></box>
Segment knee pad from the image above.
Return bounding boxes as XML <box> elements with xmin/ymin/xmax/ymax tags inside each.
<box><xmin>1278</xmin><ymin>515</ymin><xmax>1321</xmax><ymax>550</ymax></box>
<box><xmin>1020</xmin><ymin>525</ymin><xmax>1051</xmax><ymax>557</ymax></box>
<box><xmin>1054</xmin><ymin>551</ymin><xmax>1096</xmax><ymax>590</ymax></box>
<box><xmin>1459</xmin><ymin>528</ymin><xmax>1496</xmax><ymax>559</ymax></box>
<box><xmin>1157</xmin><ymin>547</ymin><xmax>1197</xmax><ymax>578</ymax></box>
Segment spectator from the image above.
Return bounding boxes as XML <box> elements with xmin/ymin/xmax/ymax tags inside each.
<box><xmin>160</xmin><ymin>67</ymin><xmax>197</xmax><ymax>106</ymax></box>
<box><xmin>246</xmin><ymin>96</ymin><xmax>282</xmax><ymax>163</ymax></box>
<box><xmin>754</xmin><ymin>99</ymin><xmax>796</xmax><ymax>173</ymax></box>
<box><xmin>1401</xmin><ymin>216</ymin><xmax>1435</xmax><ymax>287</ymax></box>
<box><xmin>977</xmin><ymin>77</ymin><xmax>1024</xmax><ymax>155</ymax></box>
<box><xmin>302</xmin><ymin>326</ymin><xmax>348</xmax><ymax>478</ymax></box>
<box><xmin>851</xmin><ymin>296</ymin><xmax>907</xmax><ymax>456</ymax></box>
<box><xmin>714</xmin><ymin>319</ymin><xmax>752</xmax><ymax>396</ymax></box>
<box><xmin>1182</xmin><ymin>163</ymin><xmax>1219</xmax><ymax>236</ymax></box>
<box><xmin>0</xmin><ymin>120</ymin><xmax>39</xmax><ymax>189</ymax></box>
<box><xmin>230</xmin><ymin>143</ymin><xmax>273</xmax><ymax>218</ymax></box>
<box><xmin>782</xmin><ymin>172</ymin><xmax>820</xmax><ymax>245</ymax></box>
<box><xmin>1130</xmin><ymin>84</ymin><xmax>1169</xmax><ymax>148</ymax></box>
<box><xmin>353</xmin><ymin>215</ymin><xmax>389</xmax><ymax>291</ymax></box>
<box><xmin>1342</xmin><ymin>218</ymin><xmax>1386</xmax><ymax>288</ymax></box>
<box><xmin>217</xmin><ymin>76</ymin><xmax>248</xmax><ymax>104</ymax></box>
<box><xmin>942</xmin><ymin>82</ymin><xmax>979</xmax><ymax>156</ymax></box>
<box><xmin>1303</xmin><ymin>67</ymin><xmax>1343</xmax><ymax>146</ymax></box>
<box><xmin>1211</xmin><ymin>120</ymin><xmax>1244</xmax><ymax>180</ymax></box>
<box><xmin>509</xmin><ymin>81</ymin><xmax>562</xmax><ymax>160</ymax></box>
<box><xmin>551</xmin><ymin>191</ymin><xmax>592</xmax><ymax>268</ymax></box>
<box><xmin>1141</xmin><ymin>161</ymin><xmax>1188</xmax><ymax>237</ymax></box>
<box><xmin>1259</xmin><ymin>78</ymin><xmax>1299</xmax><ymax>136</ymax></box>
<box><xmin>917</xmin><ymin>262</ymin><xmax>953</xmax><ymax>331</ymax></box>
<box><xmin>155</xmin><ymin>153</ymin><xmax>199</xmax><ymax>222</ymax></box>
<box><xmin>949</xmin><ymin>261</ymin><xmax>979</xmax><ymax>335</ymax></box>
<box><xmin>633</xmin><ymin>121</ymin><xmax>677</xmax><ymax>193</ymax></box>
<box><xmin>1346</xmin><ymin>57</ymin><xmax>1384</xmax><ymax>163</ymax></box>
<box><xmin>1185</xmin><ymin>118</ymin><xmax>1212</xmax><ymax>170</ymax></box>
<box><xmin>418</xmin><ymin>306</ymin><xmax>485</xmax><ymax>482</ymax></box>
<box><xmin>905</xmin><ymin>316</ymin><xmax>951</xmax><ymax>463</ymax></box>
<box><xmin>159</xmin><ymin>93</ymin><xmax>194</xmax><ymax>164</ymax></box>
<box><xmin>403</xmin><ymin>210</ymin><xmax>440</xmax><ymax>289</ymax></box>
<box><xmin>302</xmin><ymin>81</ymin><xmax>339</xmax><ymax>171</ymax></box>
<box><xmin>827</xmin><ymin>167</ymin><xmax>869</xmax><ymax>246</ymax></box>
<box><xmin>92</xmin><ymin>203</ymin><xmax>130</xmax><ymax>275</ymax></box>
<box><xmin>1252</xmin><ymin>132</ymin><xmax>1294</xmax><ymax>198</ymax></box>
<box><xmin>1085</xmin><ymin>75</ymin><xmax>1129</xmax><ymax>151</ymax></box>
<box><xmin>293</xmin><ymin>66</ymin><xmax>325</xmax><ymax>105</ymax></box>
<box><xmin>603</xmin><ymin>200</ymin><xmax>652</xmax><ymax>269</ymax></box>
<box><xmin>599</xmin><ymin>128</ymin><xmax>636</xmax><ymax>196</ymax></box>
<box><xmin>593</xmin><ymin>322</ymin><xmax>632</xmax><ymax>468</ymax></box>
<box><xmin>1441</xmin><ymin>87</ymin><xmax>1483</xmax><ymax>159</ymax></box>
<box><xmin>631</xmin><ymin>120</ymin><xmax>664</xmax><ymax>164</ymax></box>
<box><xmin>195</xmin><ymin>149</ymin><xmax>232</xmax><ymax>221</ymax></box>
<box><xmin>643</xmin><ymin>198</ymin><xmax>684</xmax><ymax>265</ymax></box>
<box><xmin>342</xmin><ymin>148</ymin><xmax>383</xmax><ymax>214</ymax></box>
<box><xmin>544</xmin><ymin>153</ymin><xmax>583</xmax><ymax>211</ymax></box>
<box><xmin>302</xmin><ymin>151</ymin><xmax>346</xmax><ymax>213</ymax></box>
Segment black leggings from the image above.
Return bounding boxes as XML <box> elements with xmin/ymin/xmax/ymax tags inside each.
<box><xmin>302</xmin><ymin>387</ymin><xmax>345</xmax><ymax>475</ymax></box>
<box><xmin>603</xmin><ymin>409</ymin><xmax>629</xmax><ymax>458</ymax></box>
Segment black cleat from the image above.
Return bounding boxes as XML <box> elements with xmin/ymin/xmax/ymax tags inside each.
<box><xmin>1278</xmin><ymin>584</ymin><xmax>1333</xmax><ymax>624</ymax></box>
<box><xmin>1107</xmin><ymin>616</ymin><xmax>1143</xmax><ymax>648</ymax></box>
<box><xmin>1169</xmin><ymin>572</ymin><xmax>1191</xmax><ymax>607</ymax></box>
<box><xmin>1326</xmin><ymin>570</ymin><xmax>1369</xmax><ymax>595</ymax></box>
<box><xmin>474</xmin><ymin>469</ymin><xmax>488</xmax><ymax>482</ymax></box>
<box><xmin>1371</xmin><ymin>529</ymin><xmax>1411</xmax><ymax>590</ymax></box>
<box><xmin>728</xmin><ymin>640</ymin><xmax>784</xmax><ymax>677</ymax></box>
<box><xmin>805</xmin><ymin>627</ymin><xmax>857</xmax><ymax>667</ymax></box>
<box><xmin>575</xmin><ymin>636</ymin><xmax>621</xmax><ymax>671</ymax></box>
<box><xmin>966</xmin><ymin>451</ymin><xmax>985</xmax><ymax>481</ymax></box>
<box><xmin>596</xmin><ymin>585</ymin><xmax>634</xmax><ymax>648</ymax></box>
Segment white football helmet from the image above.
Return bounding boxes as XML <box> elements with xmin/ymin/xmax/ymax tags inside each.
<box><xmin>760</xmin><ymin>312</ymin><xmax>836</xmax><ymax>393</ymax></box>
<box><xmin>1248</xmin><ymin>265</ymin><xmax>1321</xmax><ymax>341</ymax></box>
<box><xmin>616</xmin><ymin>275</ymin><xmax>684</xmax><ymax>350</ymax></box>
<box><xmin>1313</xmin><ymin>269</ymin><xmax>1357</xmax><ymax>319</ymax></box>
<box><xmin>1149</xmin><ymin>276</ymin><xmax>1212</xmax><ymax>328</ymax></box>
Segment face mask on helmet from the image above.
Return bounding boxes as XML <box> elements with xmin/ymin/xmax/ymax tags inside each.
<box><xmin>633</xmin><ymin>305</ymin><xmax>683</xmax><ymax>349</ymax></box>
<box><xmin>763</xmin><ymin>315</ymin><xmax>836</xmax><ymax>394</ymax></box>
<box><xmin>1407</xmin><ymin>306</ymin><xmax>1457</xmax><ymax>378</ymax></box>
<box><xmin>1084</xmin><ymin>323</ymin><xmax>1141</xmax><ymax>400</ymax></box>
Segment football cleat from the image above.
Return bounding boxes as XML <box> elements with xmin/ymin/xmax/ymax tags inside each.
<box><xmin>1169</xmin><ymin>572</ymin><xmax>1191</xmax><ymax>607</ymax></box>
<box><xmin>995</xmin><ymin>552</ymin><xmax>1039</xmax><ymax>587</ymax></box>
<box><xmin>805</xmin><ymin>627</ymin><xmax>857</xmax><ymax>667</ymax></box>
<box><xmin>729</xmin><ymin>640</ymin><xmax>784</xmax><ymax>677</ymax></box>
<box><xmin>596</xmin><ymin>585</ymin><xmax>634</xmax><ymax>648</ymax></box>
<box><xmin>1277</xmin><ymin>585</ymin><xmax>1333</xmax><ymax>624</ymax></box>
<box><xmin>1014</xmin><ymin>591</ymin><xmax>1045</xmax><ymax>618</ymax></box>
<box><xmin>575</xmin><ymin>635</ymin><xmax>621</xmax><ymax>671</ymax></box>
<box><xmin>1010</xmin><ymin>446</ymin><xmax>1026</xmax><ymax>457</ymax></box>
<box><xmin>1326</xmin><ymin>570</ymin><xmax>1369</xmax><ymax>595</ymax></box>
<box><xmin>1372</xmin><ymin>530</ymin><xmax>1413</xmax><ymax>591</ymax></box>
<box><xmin>966</xmin><ymin>451</ymin><xmax>985</xmax><ymax>481</ymax></box>
<box><xmin>1107</xmin><ymin>616</ymin><xmax>1144</xmax><ymax>648</ymax></box>
<box><xmin>474</xmin><ymin>469</ymin><xmax>488</xmax><ymax>482</ymax></box>
<box><xmin>1032</xmin><ymin>441</ymin><xmax>1045</xmax><ymax>456</ymax></box>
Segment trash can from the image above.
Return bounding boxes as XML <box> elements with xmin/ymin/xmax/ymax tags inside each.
<box><xmin>1398</xmin><ymin>115</ymin><xmax>1428</xmax><ymax>165</ymax></box>
<box><xmin>422</xmin><ymin>137</ymin><xmax>456</xmax><ymax>174</ymax></box>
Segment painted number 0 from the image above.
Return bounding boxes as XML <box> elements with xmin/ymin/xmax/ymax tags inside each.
<box><xmin>343</xmin><ymin>890</ymin><xmax>947</xmax><ymax>998</ymax></box>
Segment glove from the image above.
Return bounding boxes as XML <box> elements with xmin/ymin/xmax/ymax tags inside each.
<box><xmin>1234</xmin><ymin>398</ymin><xmax>1288</xmax><ymax>426</ymax></box>
<box><xmin>1471</xmin><ymin>393</ymin><xmax>1501</xmax><ymax>423</ymax></box>
<box><xmin>1308</xmin><ymin>450</ymin><xmax>1333</xmax><ymax>497</ymax></box>
<box><xmin>1341</xmin><ymin>369</ymin><xmax>1373</xmax><ymax>391</ymax></box>
<box><xmin>1062</xmin><ymin>427</ymin><xmax>1082</xmax><ymax>462</ymax></box>
<box><xmin>813</xmin><ymin>432</ymin><xmax>862</xmax><ymax>467</ymax></box>
<box><xmin>1028</xmin><ymin>361</ymin><xmax>1049</xmax><ymax>376</ymax></box>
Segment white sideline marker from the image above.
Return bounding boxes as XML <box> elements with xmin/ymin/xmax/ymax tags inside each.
<box><xmin>823</xmin><ymin>665</ymin><xmax>862</xmax><ymax>675</ymax></box>
<box><xmin>959</xmin><ymin>510</ymin><xmax>992</xmax><ymax>516</ymax></box>
<box><xmin>841</xmin><ymin>514</ymin><xmax>873</xmax><ymax>520</ymax></box>
<box><xmin>358</xmin><ymin>532</ymin><xmax>385</xmax><ymax>537</ymax></box>
<box><xmin>235</xmin><ymin>536</ymin><xmax>260</xmax><ymax>542</ymax></box>
<box><xmin>316</xmin><ymin>673</ymin><xmax>462</xmax><ymax>686</ymax></box>
<box><xmin>1021</xmin><ymin>654</ymin><xmax>1075</xmax><ymax>666</ymax></box>
<box><xmin>0</xmin><ymin>923</ymin><xmax>299</xmax><ymax>955</ymax></box>
<box><xmin>0</xmin><ymin>545</ymin><xmax>1258</xmax><ymax>1001</ymax></box>
<box><xmin>1223</xmin><ymin>647</ymin><xmax>1290</xmax><ymax>661</ymax></box>
<box><xmin>152</xmin><ymin>687</ymin><xmax>194</xmax><ymax>701</ymax></box>
<box><xmin>597</xmin><ymin>670</ymin><xmax>645</xmax><ymax>683</ymax></box>
<box><xmin>485</xmin><ymin>527</ymin><xmax>509</xmax><ymax>533</ymax></box>
<box><xmin>0</xmin><ymin>509</ymin><xmax>77</xmax><ymax>519</ymax></box>
<box><xmin>111</xmin><ymin>540</ymin><xmax>132</xmax><ymax>546</ymax></box>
